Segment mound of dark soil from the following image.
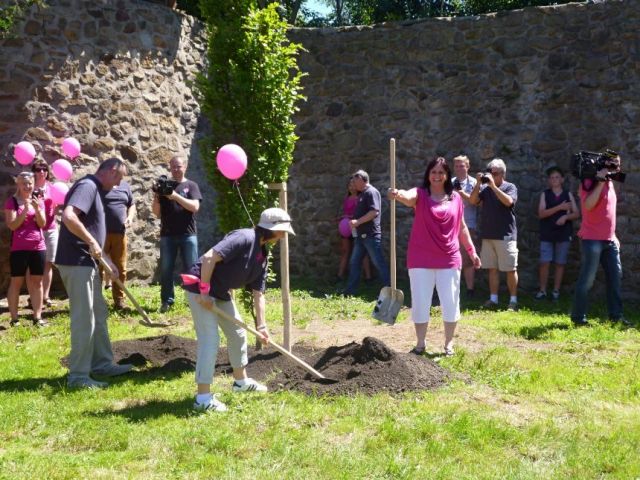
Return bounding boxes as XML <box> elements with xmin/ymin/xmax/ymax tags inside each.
<box><xmin>62</xmin><ymin>335</ymin><xmax>451</xmax><ymax>396</ymax></box>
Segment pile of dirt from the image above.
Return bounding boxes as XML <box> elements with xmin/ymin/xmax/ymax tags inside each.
<box><xmin>64</xmin><ymin>335</ymin><xmax>451</xmax><ymax>396</ymax></box>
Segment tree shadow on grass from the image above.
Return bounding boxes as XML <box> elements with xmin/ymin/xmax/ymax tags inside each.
<box><xmin>90</xmin><ymin>398</ymin><xmax>196</xmax><ymax>421</ymax></box>
<box><xmin>514</xmin><ymin>322</ymin><xmax>570</xmax><ymax>340</ymax></box>
<box><xmin>0</xmin><ymin>375</ymin><xmax>67</xmax><ymax>393</ymax></box>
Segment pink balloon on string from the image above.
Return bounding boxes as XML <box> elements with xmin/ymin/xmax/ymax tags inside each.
<box><xmin>14</xmin><ymin>141</ymin><xmax>36</xmax><ymax>165</ymax></box>
<box><xmin>62</xmin><ymin>137</ymin><xmax>81</xmax><ymax>159</ymax></box>
<box><xmin>216</xmin><ymin>144</ymin><xmax>247</xmax><ymax>180</ymax></box>
<box><xmin>52</xmin><ymin>159</ymin><xmax>73</xmax><ymax>181</ymax></box>
<box><xmin>339</xmin><ymin>217</ymin><xmax>352</xmax><ymax>238</ymax></box>
<box><xmin>50</xmin><ymin>181</ymin><xmax>70</xmax><ymax>206</ymax></box>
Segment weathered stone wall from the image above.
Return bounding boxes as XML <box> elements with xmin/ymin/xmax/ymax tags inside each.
<box><xmin>2</xmin><ymin>0</ymin><xmax>639</xmax><ymax>299</ymax></box>
<box><xmin>287</xmin><ymin>1</ymin><xmax>640</xmax><ymax>298</ymax></box>
<box><xmin>0</xmin><ymin>0</ymin><xmax>214</xmax><ymax>291</ymax></box>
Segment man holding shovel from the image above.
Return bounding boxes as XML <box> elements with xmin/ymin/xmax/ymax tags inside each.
<box><xmin>182</xmin><ymin>208</ymin><xmax>295</xmax><ymax>412</ymax></box>
<box><xmin>343</xmin><ymin>170</ymin><xmax>390</xmax><ymax>295</ymax></box>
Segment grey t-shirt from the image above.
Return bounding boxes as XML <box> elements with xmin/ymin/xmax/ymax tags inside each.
<box><xmin>55</xmin><ymin>175</ymin><xmax>106</xmax><ymax>267</ymax></box>
<box><xmin>452</xmin><ymin>176</ymin><xmax>478</xmax><ymax>229</ymax></box>
<box><xmin>354</xmin><ymin>184</ymin><xmax>382</xmax><ymax>238</ymax></box>
<box><xmin>103</xmin><ymin>181</ymin><xmax>133</xmax><ymax>234</ymax></box>
<box><xmin>478</xmin><ymin>181</ymin><xmax>518</xmax><ymax>241</ymax></box>
<box><xmin>184</xmin><ymin>228</ymin><xmax>268</xmax><ymax>301</ymax></box>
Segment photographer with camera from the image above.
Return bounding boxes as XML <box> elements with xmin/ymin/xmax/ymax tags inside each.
<box><xmin>570</xmin><ymin>152</ymin><xmax>630</xmax><ymax>327</ymax></box>
<box><xmin>452</xmin><ymin>155</ymin><xmax>479</xmax><ymax>298</ymax></box>
<box><xmin>469</xmin><ymin>158</ymin><xmax>519</xmax><ymax>311</ymax></box>
<box><xmin>4</xmin><ymin>171</ymin><xmax>47</xmax><ymax>327</ymax></box>
<box><xmin>152</xmin><ymin>156</ymin><xmax>202</xmax><ymax>313</ymax></box>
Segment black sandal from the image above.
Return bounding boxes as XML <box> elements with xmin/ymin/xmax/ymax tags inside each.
<box><xmin>409</xmin><ymin>347</ymin><xmax>425</xmax><ymax>355</ymax></box>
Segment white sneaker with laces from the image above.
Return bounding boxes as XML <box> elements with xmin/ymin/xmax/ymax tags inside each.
<box><xmin>232</xmin><ymin>378</ymin><xmax>268</xmax><ymax>393</ymax></box>
<box><xmin>193</xmin><ymin>395</ymin><xmax>227</xmax><ymax>412</ymax></box>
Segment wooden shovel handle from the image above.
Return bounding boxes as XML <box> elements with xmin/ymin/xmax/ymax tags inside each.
<box><xmin>390</xmin><ymin>138</ymin><xmax>397</xmax><ymax>290</ymax></box>
<box><xmin>204</xmin><ymin>300</ymin><xmax>326</xmax><ymax>380</ymax></box>
<box><xmin>97</xmin><ymin>256</ymin><xmax>153</xmax><ymax>325</ymax></box>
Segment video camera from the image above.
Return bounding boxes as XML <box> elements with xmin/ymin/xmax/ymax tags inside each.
<box><xmin>151</xmin><ymin>175</ymin><xmax>179</xmax><ymax>196</ymax></box>
<box><xmin>480</xmin><ymin>168</ymin><xmax>493</xmax><ymax>184</ymax></box>
<box><xmin>570</xmin><ymin>150</ymin><xmax>626</xmax><ymax>183</ymax></box>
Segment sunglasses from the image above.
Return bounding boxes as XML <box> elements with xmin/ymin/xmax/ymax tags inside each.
<box><xmin>34</xmin><ymin>167</ymin><xmax>48</xmax><ymax>172</ymax></box>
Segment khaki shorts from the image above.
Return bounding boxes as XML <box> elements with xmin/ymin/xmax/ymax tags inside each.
<box><xmin>481</xmin><ymin>239</ymin><xmax>518</xmax><ymax>271</ymax></box>
<box><xmin>460</xmin><ymin>228</ymin><xmax>478</xmax><ymax>268</ymax></box>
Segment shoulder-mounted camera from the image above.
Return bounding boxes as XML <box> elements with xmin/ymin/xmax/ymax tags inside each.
<box><xmin>570</xmin><ymin>149</ymin><xmax>625</xmax><ymax>183</ymax></box>
<box><xmin>152</xmin><ymin>175</ymin><xmax>179</xmax><ymax>196</ymax></box>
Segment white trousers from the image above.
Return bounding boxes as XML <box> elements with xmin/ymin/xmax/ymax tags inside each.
<box><xmin>409</xmin><ymin>268</ymin><xmax>461</xmax><ymax>324</ymax></box>
<box><xmin>187</xmin><ymin>292</ymin><xmax>248</xmax><ymax>385</ymax></box>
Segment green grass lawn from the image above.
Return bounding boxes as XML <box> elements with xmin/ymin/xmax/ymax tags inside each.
<box><xmin>1</xmin><ymin>281</ymin><xmax>639</xmax><ymax>479</ymax></box>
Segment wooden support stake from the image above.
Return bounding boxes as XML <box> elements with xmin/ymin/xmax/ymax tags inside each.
<box><xmin>267</xmin><ymin>182</ymin><xmax>292</xmax><ymax>351</ymax></box>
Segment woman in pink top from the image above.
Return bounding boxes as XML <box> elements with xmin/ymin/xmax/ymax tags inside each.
<box><xmin>389</xmin><ymin>157</ymin><xmax>480</xmax><ymax>356</ymax></box>
<box><xmin>337</xmin><ymin>177</ymin><xmax>371</xmax><ymax>282</ymax></box>
<box><xmin>4</xmin><ymin>172</ymin><xmax>47</xmax><ymax>327</ymax></box>
<box><xmin>32</xmin><ymin>159</ymin><xmax>59</xmax><ymax>307</ymax></box>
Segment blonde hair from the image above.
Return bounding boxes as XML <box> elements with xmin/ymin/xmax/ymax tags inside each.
<box><xmin>453</xmin><ymin>155</ymin><xmax>470</xmax><ymax>167</ymax></box>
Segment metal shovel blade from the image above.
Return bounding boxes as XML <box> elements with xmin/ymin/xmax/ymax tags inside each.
<box><xmin>372</xmin><ymin>286</ymin><xmax>404</xmax><ymax>325</ymax></box>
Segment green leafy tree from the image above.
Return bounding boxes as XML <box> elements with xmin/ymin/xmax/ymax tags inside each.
<box><xmin>0</xmin><ymin>0</ymin><xmax>46</xmax><ymax>38</ymax></box>
<box><xmin>196</xmin><ymin>0</ymin><xmax>305</xmax><ymax>234</ymax></box>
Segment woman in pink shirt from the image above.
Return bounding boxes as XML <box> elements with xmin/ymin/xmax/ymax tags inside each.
<box><xmin>337</xmin><ymin>177</ymin><xmax>371</xmax><ymax>282</ymax></box>
<box><xmin>389</xmin><ymin>157</ymin><xmax>480</xmax><ymax>356</ymax></box>
<box><xmin>32</xmin><ymin>159</ymin><xmax>59</xmax><ymax>307</ymax></box>
<box><xmin>4</xmin><ymin>172</ymin><xmax>47</xmax><ymax>327</ymax></box>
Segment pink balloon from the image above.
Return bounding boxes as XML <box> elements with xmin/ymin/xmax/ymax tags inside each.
<box><xmin>62</xmin><ymin>137</ymin><xmax>81</xmax><ymax>159</ymax></box>
<box><xmin>216</xmin><ymin>144</ymin><xmax>247</xmax><ymax>180</ymax></box>
<box><xmin>50</xmin><ymin>181</ymin><xmax>70</xmax><ymax>206</ymax></box>
<box><xmin>14</xmin><ymin>141</ymin><xmax>36</xmax><ymax>165</ymax></box>
<box><xmin>339</xmin><ymin>217</ymin><xmax>352</xmax><ymax>238</ymax></box>
<box><xmin>52</xmin><ymin>159</ymin><xmax>73</xmax><ymax>182</ymax></box>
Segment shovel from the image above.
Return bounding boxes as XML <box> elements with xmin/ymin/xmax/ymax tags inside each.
<box><xmin>97</xmin><ymin>256</ymin><xmax>175</xmax><ymax>328</ymax></box>
<box><xmin>180</xmin><ymin>274</ymin><xmax>331</xmax><ymax>382</ymax></box>
<box><xmin>372</xmin><ymin>138</ymin><xmax>404</xmax><ymax>324</ymax></box>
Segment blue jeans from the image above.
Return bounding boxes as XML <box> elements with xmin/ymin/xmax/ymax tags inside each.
<box><xmin>345</xmin><ymin>235</ymin><xmax>390</xmax><ymax>294</ymax></box>
<box><xmin>571</xmin><ymin>239</ymin><xmax>623</xmax><ymax>322</ymax></box>
<box><xmin>160</xmin><ymin>234</ymin><xmax>198</xmax><ymax>305</ymax></box>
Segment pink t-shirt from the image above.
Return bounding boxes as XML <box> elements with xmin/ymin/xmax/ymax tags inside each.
<box><xmin>578</xmin><ymin>181</ymin><xmax>616</xmax><ymax>241</ymax></box>
<box><xmin>41</xmin><ymin>182</ymin><xmax>57</xmax><ymax>231</ymax></box>
<box><xmin>342</xmin><ymin>195</ymin><xmax>358</xmax><ymax>218</ymax></box>
<box><xmin>407</xmin><ymin>188</ymin><xmax>464</xmax><ymax>269</ymax></box>
<box><xmin>4</xmin><ymin>196</ymin><xmax>46</xmax><ymax>251</ymax></box>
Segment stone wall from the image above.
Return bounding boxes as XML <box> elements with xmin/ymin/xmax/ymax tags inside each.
<box><xmin>0</xmin><ymin>0</ymin><xmax>213</xmax><ymax>291</ymax></box>
<box><xmin>2</xmin><ymin>0</ymin><xmax>639</xmax><ymax>299</ymax></box>
<box><xmin>287</xmin><ymin>0</ymin><xmax>640</xmax><ymax>298</ymax></box>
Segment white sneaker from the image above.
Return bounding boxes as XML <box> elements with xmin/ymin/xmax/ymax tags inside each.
<box><xmin>232</xmin><ymin>378</ymin><xmax>268</xmax><ymax>393</ymax></box>
<box><xmin>193</xmin><ymin>395</ymin><xmax>227</xmax><ymax>412</ymax></box>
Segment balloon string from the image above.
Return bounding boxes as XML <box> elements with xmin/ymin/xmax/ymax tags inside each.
<box><xmin>234</xmin><ymin>180</ymin><xmax>255</xmax><ymax>228</ymax></box>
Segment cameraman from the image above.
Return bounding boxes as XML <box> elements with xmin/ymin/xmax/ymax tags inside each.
<box><xmin>469</xmin><ymin>158</ymin><xmax>519</xmax><ymax>311</ymax></box>
<box><xmin>570</xmin><ymin>154</ymin><xmax>630</xmax><ymax>327</ymax></box>
<box><xmin>152</xmin><ymin>156</ymin><xmax>202</xmax><ymax>313</ymax></box>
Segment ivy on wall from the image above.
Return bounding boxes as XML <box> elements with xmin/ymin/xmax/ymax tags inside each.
<box><xmin>196</xmin><ymin>0</ymin><xmax>306</xmax><ymax>233</ymax></box>
<box><xmin>0</xmin><ymin>0</ymin><xmax>46</xmax><ymax>38</ymax></box>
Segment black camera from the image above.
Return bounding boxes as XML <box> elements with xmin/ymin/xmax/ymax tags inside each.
<box><xmin>152</xmin><ymin>175</ymin><xmax>179</xmax><ymax>195</ymax></box>
<box><xmin>32</xmin><ymin>188</ymin><xmax>44</xmax><ymax>199</ymax></box>
<box><xmin>570</xmin><ymin>150</ymin><xmax>626</xmax><ymax>183</ymax></box>
<box><xmin>480</xmin><ymin>168</ymin><xmax>493</xmax><ymax>184</ymax></box>
<box><xmin>452</xmin><ymin>179</ymin><xmax>462</xmax><ymax>191</ymax></box>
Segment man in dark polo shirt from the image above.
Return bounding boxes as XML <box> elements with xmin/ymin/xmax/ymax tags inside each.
<box><xmin>55</xmin><ymin>158</ymin><xmax>133</xmax><ymax>389</ymax></box>
<box><xmin>152</xmin><ymin>156</ymin><xmax>202</xmax><ymax>313</ymax></box>
<box><xmin>182</xmin><ymin>207</ymin><xmax>295</xmax><ymax>412</ymax></box>
<box><xmin>102</xmin><ymin>180</ymin><xmax>136</xmax><ymax>310</ymax></box>
<box><xmin>469</xmin><ymin>158</ymin><xmax>519</xmax><ymax>311</ymax></box>
<box><xmin>344</xmin><ymin>169</ymin><xmax>390</xmax><ymax>295</ymax></box>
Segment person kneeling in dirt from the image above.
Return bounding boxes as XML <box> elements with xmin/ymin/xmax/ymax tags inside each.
<box><xmin>182</xmin><ymin>208</ymin><xmax>295</xmax><ymax>412</ymax></box>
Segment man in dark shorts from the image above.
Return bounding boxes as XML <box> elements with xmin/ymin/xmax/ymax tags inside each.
<box><xmin>344</xmin><ymin>169</ymin><xmax>390</xmax><ymax>295</ymax></box>
<box><xmin>55</xmin><ymin>158</ymin><xmax>133</xmax><ymax>389</ymax></box>
<box><xmin>183</xmin><ymin>207</ymin><xmax>294</xmax><ymax>412</ymax></box>
<box><xmin>152</xmin><ymin>156</ymin><xmax>202</xmax><ymax>313</ymax></box>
